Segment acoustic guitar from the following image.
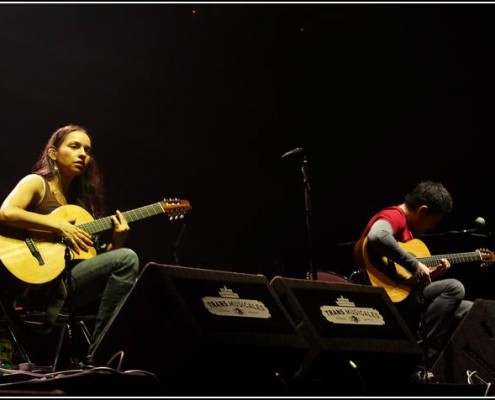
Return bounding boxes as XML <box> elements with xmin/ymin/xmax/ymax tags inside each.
<box><xmin>354</xmin><ymin>236</ymin><xmax>495</xmax><ymax>303</ymax></box>
<box><xmin>0</xmin><ymin>198</ymin><xmax>191</xmax><ymax>285</ymax></box>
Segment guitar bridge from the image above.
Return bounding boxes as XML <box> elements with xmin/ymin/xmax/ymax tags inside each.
<box><xmin>25</xmin><ymin>238</ymin><xmax>45</xmax><ymax>266</ymax></box>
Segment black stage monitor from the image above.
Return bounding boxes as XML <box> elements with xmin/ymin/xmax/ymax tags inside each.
<box><xmin>269</xmin><ymin>276</ymin><xmax>423</xmax><ymax>395</ymax></box>
<box><xmin>432</xmin><ymin>299</ymin><xmax>495</xmax><ymax>389</ymax></box>
<box><xmin>90</xmin><ymin>263</ymin><xmax>310</xmax><ymax>395</ymax></box>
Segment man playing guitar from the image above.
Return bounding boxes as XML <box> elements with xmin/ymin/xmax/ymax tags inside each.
<box><xmin>353</xmin><ymin>180</ymin><xmax>474</xmax><ymax>383</ymax></box>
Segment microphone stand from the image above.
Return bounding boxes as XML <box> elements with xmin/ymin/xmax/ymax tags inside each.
<box><xmin>173</xmin><ymin>223</ymin><xmax>187</xmax><ymax>265</ymax></box>
<box><xmin>301</xmin><ymin>155</ymin><xmax>316</xmax><ymax>281</ymax></box>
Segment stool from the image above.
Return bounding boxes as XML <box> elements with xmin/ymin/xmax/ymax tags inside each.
<box><xmin>1</xmin><ymin>301</ymin><xmax>95</xmax><ymax>372</ymax></box>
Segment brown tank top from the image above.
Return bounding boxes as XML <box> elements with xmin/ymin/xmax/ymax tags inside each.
<box><xmin>29</xmin><ymin>176</ymin><xmax>62</xmax><ymax>215</ymax></box>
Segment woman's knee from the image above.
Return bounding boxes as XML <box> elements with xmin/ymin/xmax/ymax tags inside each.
<box><xmin>113</xmin><ymin>247</ymin><xmax>140</xmax><ymax>275</ymax></box>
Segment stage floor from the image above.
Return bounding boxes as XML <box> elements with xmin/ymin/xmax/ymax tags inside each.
<box><xmin>0</xmin><ymin>366</ymin><xmax>491</xmax><ymax>396</ymax></box>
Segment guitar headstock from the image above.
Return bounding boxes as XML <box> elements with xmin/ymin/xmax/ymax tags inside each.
<box><xmin>160</xmin><ymin>198</ymin><xmax>192</xmax><ymax>220</ymax></box>
<box><xmin>478</xmin><ymin>248</ymin><xmax>495</xmax><ymax>267</ymax></box>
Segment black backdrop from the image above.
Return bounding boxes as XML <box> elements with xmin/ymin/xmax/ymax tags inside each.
<box><xmin>0</xmin><ymin>2</ymin><xmax>494</xmax><ymax>299</ymax></box>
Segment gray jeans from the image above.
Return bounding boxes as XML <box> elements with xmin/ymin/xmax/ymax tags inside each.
<box><xmin>417</xmin><ymin>278</ymin><xmax>473</xmax><ymax>368</ymax></box>
<box><xmin>68</xmin><ymin>247</ymin><xmax>140</xmax><ymax>353</ymax></box>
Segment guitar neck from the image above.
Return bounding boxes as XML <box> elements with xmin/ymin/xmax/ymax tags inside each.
<box><xmin>78</xmin><ymin>203</ymin><xmax>166</xmax><ymax>235</ymax></box>
<box><xmin>419</xmin><ymin>251</ymin><xmax>481</xmax><ymax>267</ymax></box>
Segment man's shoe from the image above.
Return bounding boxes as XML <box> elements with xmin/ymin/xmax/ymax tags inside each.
<box><xmin>77</xmin><ymin>355</ymin><xmax>95</xmax><ymax>370</ymax></box>
<box><xmin>410</xmin><ymin>369</ymin><xmax>438</xmax><ymax>384</ymax></box>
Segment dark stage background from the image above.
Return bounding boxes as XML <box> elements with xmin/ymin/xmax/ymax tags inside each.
<box><xmin>0</xmin><ymin>3</ymin><xmax>494</xmax><ymax>300</ymax></box>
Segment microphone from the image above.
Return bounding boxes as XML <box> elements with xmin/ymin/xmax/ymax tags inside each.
<box><xmin>420</xmin><ymin>216</ymin><xmax>490</xmax><ymax>237</ymax></box>
<box><xmin>475</xmin><ymin>216</ymin><xmax>491</xmax><ymax>237</ymax></box>
<box><xmin>475</xmin><ymin>216</ymin><xmax>486</xmax><ymax>229</ymax></box>
<box><xmin>458</xmin><ymin>217</ymin><xmax>489</xmax><ymax>234</ymax></box>
<box><xmin>460</xmin><ymin>217</ymin><xmax>486</xmax><ymax>233</ymax></box>
<box><xmin>281</xmin><ymin>147</ymin><xmax>304</xmax><ymax>159</ymax></box>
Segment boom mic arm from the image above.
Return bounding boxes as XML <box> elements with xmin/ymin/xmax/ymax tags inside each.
<box><xmin>281</xmin><ymin>147</ymin><xmax>304</xmax><ymax>158</ymax></box>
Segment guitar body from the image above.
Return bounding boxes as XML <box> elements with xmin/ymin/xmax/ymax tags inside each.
<box><xmin>355</xmin><ymin>237</ymin><xmax>434</xmax><ymax>303</ymax></box>
<box><xmin>355</xmin><ymin>235</ymin><xmax>495</xmax><ymax>303</ymax></box>
<box><xmin>0</xmin><ymin>205</ymin><xmax>97</xmax><ymax>285</ymax></box>
<box><xmin>0</xmin><ymin>198</ymin><xmax>191</xmax><ymax>285</ymax></box>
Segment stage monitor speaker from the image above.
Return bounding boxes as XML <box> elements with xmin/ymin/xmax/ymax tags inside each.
<box><xmin>269</xmin><ymin>276</ymin><xmax>423</xmax><ymax>395</ymax></box>
<box><xmin>90</xmin><ymin>263</ymin><xmax>310</xmax><ymax>395</ymax></box>
<box><xmin>432</xmin><ymin>299</ymin><xmax>495</xmax><ymax>392</ymax></box>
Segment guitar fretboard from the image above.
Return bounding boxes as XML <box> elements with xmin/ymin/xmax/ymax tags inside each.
<box><xmin>78</xmin><ymin>203</ymin><xmax>166</xmax><ymax>235</ymax></box>
<box><xmin>420</xmin><ymin>251</ymin><xmax>481</xmax><ymax>267</ymax></box>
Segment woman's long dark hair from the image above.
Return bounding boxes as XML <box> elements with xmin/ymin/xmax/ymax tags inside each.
<box><xmin>32</xmin><ymin>124</ymin><xmax>106</xmax><ymax>218</ymax></box>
